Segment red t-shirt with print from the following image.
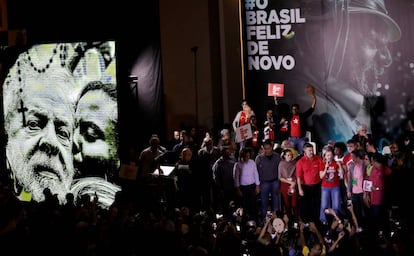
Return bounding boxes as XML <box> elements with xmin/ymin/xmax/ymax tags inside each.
<box><xmin>321</xmin><ymin>161</ymin><xmax>341</xmax><ymax>188</ymax></box>
<box><xmin>290</xmin><ymin>115</ymin><xmax>301</xmax><ymax>137</ymax></box>
<box><xmin>296</xmin><ymin>155</ymin><xmax>323</xmax><ymax>185</ymax></box>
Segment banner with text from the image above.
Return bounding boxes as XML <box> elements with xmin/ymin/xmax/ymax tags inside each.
<box><xmin>241</xmin><ymin>0</ymin><xmax>414</xmax><ymax>147</ymax></box>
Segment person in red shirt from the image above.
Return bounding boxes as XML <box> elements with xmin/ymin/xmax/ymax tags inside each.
<box><xmin>296</xmin><ymin>143</ymin><xmax>323</xmax><ymax>223</ymax></box>
<box><xmin>277</xmin><ymin>85</ymin><xmax>317</xmax><ymax>155</ymax></box>
<box><xmin>232</xmin><ymin>100</ymin><xmax>255</xmax><ymax>151</ymax></box>
<box><xmin>365</xmin><ymin>153</ymin><xmax>390</xmax><ymax>235</ymax></box>
<box><xmin>319</xmin><ymin>146</ymin><xmax>344</xmax><ymax>224</ymax></box>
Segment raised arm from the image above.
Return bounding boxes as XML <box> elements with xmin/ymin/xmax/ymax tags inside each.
<box><xmin>328</xmin><ymin>230</ymin><xmax>346</xmax><ymax>253</ymax></box>
<box><xmin>305</xmin><ymin>84</ymin><xmax>317</xmax><ymax>109</ymax></box>
<box><xmin>311</xmin><ymin>93</ymin><xmax>316</xmax><ymax>109</ymax></box>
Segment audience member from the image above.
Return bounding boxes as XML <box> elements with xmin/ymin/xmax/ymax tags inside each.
<box><xmin>298</xmin><ymin>222</ymin><xmax>326</xmax><ymax>256</ymax></box>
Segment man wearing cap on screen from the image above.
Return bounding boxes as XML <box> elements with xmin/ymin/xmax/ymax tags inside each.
<box><xmin>295</xmin><ymin>0</ymin><xmax>401</xmax><ymax>143</ymax></box>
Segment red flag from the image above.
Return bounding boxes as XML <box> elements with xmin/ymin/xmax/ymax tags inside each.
<box><xmin>268</xmin><ymin>83</ymin><xmax>284</xmax><ymax>97</ymax></box>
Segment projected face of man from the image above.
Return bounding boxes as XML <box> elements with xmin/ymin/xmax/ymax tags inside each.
<box><xmin>347</xmin><ymin>19</ymin><xmax>393</xmax><ymax>95</ymax></box>
<box><xmin>331</xmin><ymin>20</ymin><xmax>394</xmax><ymax>135</ymax></box>
<box><xmin>313</xmin><ymin>3</ymin><xmax>401</xmax><ymax>142</ymax></box>
<box><xmin>73</xmin><ymin>84</ymin><xmax>119</xmax><ymax>180</ymax></box>
<box><xmin>5</xmin><ymin>74</ymin><xmax>76</xmax><ymax>203</ymax></box>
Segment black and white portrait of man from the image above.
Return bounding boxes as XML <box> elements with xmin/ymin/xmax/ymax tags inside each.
<box><xmin>2</xmin><ymin>41</ymin><xmax>121</xmax><ymax>208</ymax></box>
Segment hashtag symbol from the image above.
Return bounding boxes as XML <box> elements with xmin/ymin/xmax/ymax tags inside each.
<box><xmin>245</xmin><ymin>0</ymin><xmax>255</xmax><ymax>10</ymax></box>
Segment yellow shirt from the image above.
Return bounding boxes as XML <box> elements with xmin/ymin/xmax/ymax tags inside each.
<box><xmin>302</xmin><ymin>244</ymin><xmax>326</xmax><ymax>256</ymax></box>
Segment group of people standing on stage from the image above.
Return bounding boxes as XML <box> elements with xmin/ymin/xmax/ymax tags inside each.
<box><xmin>150</xmin><ymin>83</ymin><xmax>413</xmax><ymax>247</ymax></box>
<box><xmin>231</xmin><ymin>85</ymin><xmax>317</xmax><ymax>157</ymax></box>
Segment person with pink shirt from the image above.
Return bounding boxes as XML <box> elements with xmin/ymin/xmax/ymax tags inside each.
<box><xmin>346</xmin><ymin>149</ymin><xmax>368</xmax><ymax>230</ymax></box>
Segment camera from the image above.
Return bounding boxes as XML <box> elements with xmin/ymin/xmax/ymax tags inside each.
<box><xmin>236</xmin><ymin>224</ymin><xmax>241</xmax><ymax>232</ymax></box>
<box><xmin>241</xmin><ymin>241</ymin><xmax>250</xmax><ymax>256</ymax></box>
<box><xmin>212</xmin><ymin>222</ymin><xmax>217</xmax><ymax>231</ymax></box>
<box><xmin>343</xmin><ymin>218</ymin><xmax>349</xmax><ymax>227</ymax></box>
<box><xmin>266</xmin><ymin>210</ymin><xmax>272</xmax><ymax>218</ymax></box>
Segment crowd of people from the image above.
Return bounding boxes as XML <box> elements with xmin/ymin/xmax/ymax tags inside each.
<box><xmin>2</xmin><ymin>86</ymin><xmax>413</xmax><ymax>255</ymax></box>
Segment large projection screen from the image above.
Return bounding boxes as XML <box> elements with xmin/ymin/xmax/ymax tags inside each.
<box><xmin>2</xmin><ymin>41</ymin><xmax>121</xmax><ymax>208</ymax></box>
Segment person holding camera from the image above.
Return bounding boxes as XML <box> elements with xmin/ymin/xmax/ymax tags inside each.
<box><xmin>298</xmin><ymin>221</ymin><xmax>326</xmax><ymax>256</ymax></box>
